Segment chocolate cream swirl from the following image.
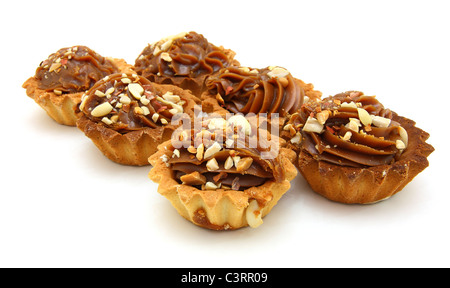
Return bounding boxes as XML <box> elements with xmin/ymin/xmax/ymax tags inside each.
<box><xmin>164</xmin><ymin>115</ymin><xmax>284</xmax><ymax>191</ymax></box>
<box><xmin>80</xmin><ymin>73</ymin><xmax>186</xmax><ymax>133</ymax></box>
<box><xmin>135</xmin><ymin>31</ymin><xmax>236</xmax><ymax>80</ymax></box>
<box><xmin>206</xmin><ymin>66</ymin><xmax>304</xmax><ymax>117</ymax></box>
<box><xmin>299</xmin><ymin>91</ymin><xmax>408</xmax><ymax>167</ymax></box>
<box><xmin>35</xmin><ymin>46</ymin><xmax>118</xmax><ymax>93</ymax></box>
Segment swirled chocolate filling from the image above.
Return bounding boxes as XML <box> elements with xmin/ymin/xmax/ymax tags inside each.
<box><xmin>206</xmin><ymin>66</ymin><xmax>305</xmax><ymax>117</ymax></box>
<box><xmin>163</xmin><ymin>116</ymin><xmax>284</xmax><ymax>191</ymax></box>
<box><xmin>299</xmin><ymin>91</ymin><xmax>408</xmax><ymax>167</ymax></box>
<box><xmin>135</xmin><ymin>31</ymin><xmax>236</xmax><ymax>80</ymax></box>
<box><xmin>35</xmin><ymin>46</ymin><xmax>118</xmax><ymax>93</ymax></box>
<box><xmin>80</xmin><ymin>73</ymin><xmax>186</xmax><ymax>133</ymax></box>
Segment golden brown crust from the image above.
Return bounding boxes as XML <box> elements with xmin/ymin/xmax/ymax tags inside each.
<box><xmin>76</xmin><ymin>83</ymin><xmax>200</xmax><ymax>166</ymax></box>
<box><xmin>149</xmin><ymin>144</ymin><xmax>297</xmax><ymax>230</ymax></box>
<box><xmin>298</xmin><ymin>113</ymin><xmax>434</xmax><ymax>204</ymax></box>
<box><xmin>22</xmin><ymin>58</ymin><xmax>134</xmax><ymax>126</ymax></box>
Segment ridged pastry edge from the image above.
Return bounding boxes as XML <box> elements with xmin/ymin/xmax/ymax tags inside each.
<box><xmin>148</xmin><ymin>144</ymin><xmax>298</xmax><ymax>230</ymax></box>
<box><xmin>22</xmin><ymin>58</ymin><xmax>135</xmax><ymax>126</ymax></box>
<box><xmin>298</xmin><ymin>113</ymin><xmax>434</xmax><ymax>204</ymax></box>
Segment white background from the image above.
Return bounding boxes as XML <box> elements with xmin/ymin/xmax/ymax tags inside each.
<box><xmin>1</xmin><ymin>0</ymin><xmax>448</xmax><ymax>268</ymax></box>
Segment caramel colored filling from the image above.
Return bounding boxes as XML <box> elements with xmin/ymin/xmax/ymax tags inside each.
<box><xmin>35</xmin><ymin>46</ymin><xmax>118</xmax><ymax>93</ymax></box>
<box><xmin>135</xmin><ymin>31</ymin><xmax>235</xmax><ymax>80</ymax></box>
<box><xmin>206</xmin><ymin>66</ymin><xmax>304</xmax><ymax>117</ymax></box>
<box><xmin>80</xmin><ymin>73</ymin><xmax>186</xmax><ymax>132</ymax></box>
<box><xmin>299</xmin><ymin>91</ymin><xmax>407</xmax><ymax>167</ymax></box>
<box><xmin>165</xmin><ymin>121</ymin><xmax>283</xmax><ymax>191</ymax></box>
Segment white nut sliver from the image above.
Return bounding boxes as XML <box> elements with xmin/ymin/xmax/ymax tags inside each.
<box><xmin>120</xmin><ymin>95</ymin><xmax>131</xmax><ymax>104</ymax></box>
<box><xmin>232</xmin><ymin>156</ymin><xmax>241</xmax><ymax>167</ymax></box>
<box><xmin>206</xmin><ymin>158</ymin><xmax>219</xmax><ymax>171</ymax></box>
<box><xmin>224</xmin><ymin>156</ymin><xmax>234</xmax><ymax>170</ymax></box>
<box><xmin>246</xmin><ymin>200</ymin><xmax>263</xmax><ymax>228</ymax></box>
<box><xmin>128</xmin><ymin>83</ymin><xmax>144</xmax><ymax>100</ymax></box>
<box><xmin>227</xmin><ymin>115</ymin><xmax>251</xmax><ymax>135</ymax></box>
<box><xmin>398</xmin><ymin>126</ymin><xmax>408</xmax><ymax>147</ymax></box>
<box><xmin>290</xmin><ymin>132</ymin><xmax>301</xmax><ymax>144</ymax></box>
<box><xmin>346</xmin><ymin>118</ymin><xmax>361</xmax><ymax>132</ymax></box>
<box><xmin>267</xmin><ymin>66</ymin><xmax>290</xmax><ymax>79</ymax></box>
<box><xmin>208</xmin><ymin>118</ymin><xmax>228</xmax><ymax>130</ymax></box>
<box><xmin>161</xmin><ymin>52</ymin><xmax>172</xmax><ymax>62</ymax></box>
<box><xmin>357</xmin><ymin>108</ymin><xmax>372</xmax><ymax>126</ymax></box>
<box><xmin>172</xmin><ymin>149</ymin><xmax>180</xmax><ymax>158</ymax></box>
<box><xmin>205</xmin><ymin>181</ymin><xmax>219</xmax><ymax>190</ymax></box>
<box><xmin>303</xmin><ymin>116</ymin><xmax>324</xmax><ymax>133</ymax></box>
<box><xmin>162</xmin><ymin>92</ymin><xmax>181</xmax><ymax>103</ymax></box>
<box><xmin>91</xmin><ymin>102</ymin><xmax>113</xmax><ymax>117</ymax></box>
<box><xmin>371</xmin><ymin>115</ymin><xmax>391</xmax><ymax>128</ymax></box>
<box><xmin>396</xmin><ymin>139</ymin><xmax>406</xmax><ymax>150</ymax></box>
<box><xmin>196</xmin><ymin>143</ymin><xmax>205</xmax><ymax>161</ymax></box>
<box><xmin>95</xmin><ymin>90</ymin><xmax>106</xmax><ymax>97</ymax></box>
<box><xmin>204</xmin><ymin>142</ymin><xmax>222</xmax><ymax>159</ymax></box>
<box><xmin>340</xmin><ymin>102</ymin><xmax>358</xmax><ymax>108</ymax></box>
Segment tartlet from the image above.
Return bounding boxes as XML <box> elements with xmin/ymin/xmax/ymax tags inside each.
<box><xmin>76</xmin><ymin>72</ymin><xmax>199</xmax><ymax>166</ymax></box>
<box><xmin>148</xmin><ymin>114</ymin><xmax>297</xmax><ymax>230</ymax></box>
<box><xmin>22</xmin><ymin>46</ymin><xmax>133</xmax><ymax>126</ymax></box>
<box><xmin>297</xmin><ymin>91</ymin><xmax>434</xmax><ymax>204</ymax></box>
<box><xmin>134</xmin><ymin>31</ymin><xmax>239</xmax><ymax>97</ymax></box>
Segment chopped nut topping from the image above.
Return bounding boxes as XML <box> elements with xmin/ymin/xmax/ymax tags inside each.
<box><xmin>101</xmin><ymin>117</ymin><xmax>113</xmax><ymax>125</ymax></box>
<box><xmin>290</xmin><ymin>132</ymin><xmax>301</xmax><ymax>144</ymax></box>
<box><xmin>160</xmin><ymin>52</ymin><xmax>172</xmax><ymax>62</ymax></box>
<box><xmin>342</xmin><ymin>131</ymin><xmax>352</xmax><ymax>141</ymax></box>
<box><xmin>91</xmin><ymin>102</ymin><xmax>113</xmax><ymax>117</ymax></box>
<box><xmin>196</xmin><ymin>143</ymin><xmax>205</xmax><ymax>161</ymax></box>
<box><xmin>227</xmin><ymin>115</ymin><xmax>251</xmax><ymax>135</ymax></box>
<box><xmin>121</xmin><ymin>77</ymin><xmax>132</xmax><ymax>84</ymax></box>
<box><xmin>224</xmin><ymin>156</ymin><xmax>234</xmax><ymax>170</ymax></box>
<box><xmin>180</xmin><ymin>171</ymin><xmax>206</xmax><ymax>186</ymax></box>
<box><xmin>316</xmin><ymin>110</ymin><xmax>330</xmax><ymax>125</ymax></box>
<box><xmin>119</xmin><ymin>95</ymin><xmax>131</xmax><ymax>104</ymax></box>
<box><xmin>371</xmin><ymin>115</ymin><xmax>391</xmax><ymax>128</ymax></box>
<box><xmin>235</xmin><ymin>157</ymin><xmax>253</xmax><ymax>173</ymax></box>
<box><xmin>396</xmin><ymin>139</ymin><xmax>406</xmax><ymax>150</ymax></box>
<box><xmin>267</xmin><ymin>66</ymin><xmax>290</xmax><ymax>79</ymax></box>
<box><xmin>206</xmin><ymin>158</ymin><xmax>219</xmax><ymax>171</ymax></box>
<box><xmin>346</xmin><ymin>118</ymin><xmax>361</xmax><ymax>132</ymax></box>
<box><xmin>187</xmin><ymin>146</ymin><xmax>197</xmax><ymax>154</ymax></box>
<box><xmin>152</xmin><ymin>113</ymin><xmax>159</xmax><ymax>122</ymax></box>
<box><xmin>398</xmin><ymin>126</ymin><xmax>408</xmax><ymax>147</ymax></box>
<box><xmin>134</xmin><ymin>106</ymin><xmax>144</xmax><ymax>115</ymax></box>
<box><xmin>204</xmin><ymin>142</ymin><xmax>222</xmax><ymax>159</ymax></box>
<box><xmin>246</xmin><ymin>199</ymin><xmax>263</xmax><ymax>228</ymax></box>
<box><xmin>128</xmin><ymin>83</ymin><xmax>144</xmax><ymax>100</ymax></box>
<box><xmin>48</xmin><ymin>62</ymin><xmax>62</xmax><ymax>73</ymax></box>
<box><xmin>95</xmin><ymin>90</ymin><xmax>106</xmax><ymax>97</ymax></box>
<box><xmin>357</xmin><ymin>108</ymin><xmax>372</xmax><ymax>126</ymax></box>
<box><xmin>172</xmin><ymin>149</ymin><xmax>180</xmax><ymax>158</ymax></box>
<box><xmin>204</xmin><ymin>181</ymin><xmax>220</xmax><ymax>190</ymax></box>
<box><xmin>303</xmin><ymin>116</ymin><xmax>324</xmax><ymax>133</ymax></box>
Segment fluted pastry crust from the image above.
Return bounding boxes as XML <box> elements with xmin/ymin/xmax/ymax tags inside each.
<box><xmin>298</xmin><ymin>113</ymin><xmax>434</xmax><ymax>204</ymax></box>
<box><xmin>23</xmin><ymin>57</ymin><xmax>134</xmax><ymax>126</ymax></box>
<box><xmin>149</xmin><ymin>142</ymin><xmax>297</xmax><ymax>230</ymax></box>
<box><xmin>77</xmin><ymin>82</ymin><xmax>199</xmax><ymax>166</ymax></box>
